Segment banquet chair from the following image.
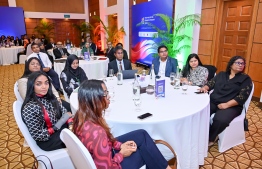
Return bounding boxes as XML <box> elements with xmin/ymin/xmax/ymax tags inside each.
<box><xmin>210</xmin><ymin>82</ymin><xmax>254</xmax><ymax>152</ymax></box>
<box><xmin>13</xmin><ymin>101</ymin><xmax>74</xmax><ymax>169</ymax></box>
<box><xmin>19</xmin><ymin>54</ymin><xmax>27</xmax><ymax>64</ymax></box>
<box><xmin>60</xmin><ymin>128</ymin><xmax>147</xmax><ymax>169</ymax></box>
<box><xmin>14</xmin><ymin>81</ymin><xmax>24</xmax><ymax>102</ymax></box>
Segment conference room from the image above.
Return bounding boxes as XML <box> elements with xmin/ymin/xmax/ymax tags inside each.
<box><xmin>1</xmin><ymin>0</ymin><xmax>262</xmax><ymax>168</ymax></box>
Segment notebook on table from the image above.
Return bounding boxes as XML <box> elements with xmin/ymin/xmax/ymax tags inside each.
<box><xmin>122</xmin><ymin>70</ymin><xmax>138</xmax><ymax>79</ymax></box>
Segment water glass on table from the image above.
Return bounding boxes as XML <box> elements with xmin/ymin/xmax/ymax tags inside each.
<box><xmin>182</xmin><ymin>81</ymin><xmax>188</xmax><ymax>94</ymax></box>
<box><xmin>170</xmin><ymin>72</ymin><xmax>176</xmax><ymax>86</ymax></box>
<box><xmin>109</xmin><ymin>69</ymin><xmax>114</xmax><ymax>80</ymax></box>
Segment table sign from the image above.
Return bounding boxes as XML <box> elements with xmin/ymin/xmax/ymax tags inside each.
<box><xmin>155</xmin><ymin>78</ymin><xmax>165</xmax><ymax>98</ymax></box>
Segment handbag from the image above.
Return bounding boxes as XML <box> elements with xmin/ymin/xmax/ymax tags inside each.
<box><xmin>243</xmin><ymin>105</ymin><xmax>249</xmax><ymax>131</ymax></box>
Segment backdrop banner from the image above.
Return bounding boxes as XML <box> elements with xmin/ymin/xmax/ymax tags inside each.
<box><xmin>131</xmin><ymin>0</ymin><xmax>174</xmax><ymax>66</ymax></box>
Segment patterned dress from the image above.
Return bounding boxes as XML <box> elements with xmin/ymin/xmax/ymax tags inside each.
<box><xmin>187</xmin><ymin>66</ymin><xmax>209</xmax><ymax>86</ymax></box>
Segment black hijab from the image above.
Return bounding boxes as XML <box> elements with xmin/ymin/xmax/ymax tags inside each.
<box><xmin>63</xmin><ymin>54</ymin><xmax>81</xmax><ymax>83</ymax></box>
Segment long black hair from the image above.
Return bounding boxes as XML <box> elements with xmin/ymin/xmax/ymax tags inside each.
<box><xmin>182</xmin><ymin>53</ymin><xmax>203</xmax><ymax>77</ymax></box>
<box><xmin>226</xmin><ymin>56</ymin><xmax>246</xmax><ymax>73</ymax></box>
<box><xmin>21</xmin><ymin>57</ymin><xmax>43</xmax><ymax>78</ymax></box>
<box><xmin>21</xmin><ymin>71</ymin><xmax>62</xmax><ymax>118</ymax></box>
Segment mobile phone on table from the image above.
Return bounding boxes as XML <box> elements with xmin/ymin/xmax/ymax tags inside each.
<box><xmin>194</xmin><ymin>91</ymin><xmax>204</xmax><ymax>94</ymax></box>
<box><xmin>137</xmin><ymin>113</ymin><xmax>153</xmax><ymax>120</ymax></box>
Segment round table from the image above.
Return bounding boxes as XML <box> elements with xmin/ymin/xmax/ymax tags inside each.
<box><xmin>70</xmin><ymin>77</ymin><xmax>210</xmax><ymax>169</ymax></box>
<box><xmin>54</xmin><ymin>56</ymin><xmax>109</xmax><ymax>80</ymax></box>
<box><xmin>0</xmin><ymin>46</ymin><xmax>24</xmax><ymax>65</ymax></box>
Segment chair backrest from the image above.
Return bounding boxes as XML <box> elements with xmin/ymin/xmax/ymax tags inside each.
<box><xmin>14</xmin><ymin>81</ymin><xmax>24</xmax><ymax>102</ymax></box>
<box><xmin>242</xmin><ymin>82</ymin><xmax>254</xmax><ymax>115</ymax></box>
<box><xmin>202</xmin><ymin>65</ymin><xmax>217</xmax><ymax>81</ymax></box>
<box><xmin>60</xmin><ymin>129</ymin><xmax>97</xmax><ymax>169</ymax></box>
<box><xmin>13</xmin><ymin>101</ymin><xmax>46</xmax><ymax>156</ymax></box>
<box><xmin>26</xmin><ymin>44</ymin><xmax>33</xmax><ymax>56</ymax></box>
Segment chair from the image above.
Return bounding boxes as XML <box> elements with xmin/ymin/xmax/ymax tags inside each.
<box><xmin>203</xmin><ymin>65</ymin><xmax>217</xmax><ymax>81</ymax></box>
<box><xmin>13</xmin><ymin>101</ymin><xmax>74</xmax><ymax>169</ymax></box>
<box><xmin>19</xmin><ymin>54</ymin><xmax>27</xmax><ymax>64</ymax></box>
<box><xmin>60</xmin><ymin>129</ymin><xmax>148</xmax><ymax>169</ymax></box>
<box><xmin>14</xmin><ymin>81</ymin><xmax>24</xmax><ymax>102</ymax></box>
<box><xmin>210</xmin><ymin>82</ymin><xmax>254</xmax><ymax>152</ymax></box>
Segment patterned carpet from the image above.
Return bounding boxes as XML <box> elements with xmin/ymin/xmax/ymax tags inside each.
<box><xmin>0</xmin><ymin>64</ymin><xmax>261</xmax><ymax>169</ymax></box>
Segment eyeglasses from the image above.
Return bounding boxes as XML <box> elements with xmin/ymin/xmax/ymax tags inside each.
<box><xmin>159</xmin><ymin>50</ymin><xmax>167</xmax><ymax>54</ymax></box>
<box><xmin>234</xmin><ymin>62</ymin><xmax>246</xmax><ymax>66</ymax></box>
<box><xmin>103</xmin><ymin>90</ymin><xmax>109</xmax><ymax>99</ymax></box>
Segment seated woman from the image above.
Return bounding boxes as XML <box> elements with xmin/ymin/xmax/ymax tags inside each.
<box><xmin>81</xmin><ymin>42</ymin><xmax>94</xmax><ymax>56</ymax></box>
<box><xmin>60</xmin><ymin>54</ymin><xmax>88</xmax><ymax>97</ymax></box>
<box><xmin>199</xmin><ymin>56</ymin><xmax>253</xmax><ymax>146</ymax></box>
<box><xmin>181</xmin><ymin>53</ymin><xmax>208</xmax><ymax>86</ymax></box>
<box><xmin>79</xmin><ymin>38</ymin><xmax>86</xmax><ymax>49</ymax></box>
<box><xmin>73</xmin><ymin>80</ymin><xmax>172</xmax><ymax>169</ymax></box>
<box><xmin>21</xmin><ymin>71</ymin><xmax>73</xmax><ymax>151</ymax></box>
<box><xmin>17</xmin><ymin>57</ymin><xmax>71</xmax><ymax>111</ymax></box>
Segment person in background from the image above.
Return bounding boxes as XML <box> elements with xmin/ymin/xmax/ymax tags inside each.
<box><xmin>116</xmin><ymin>43</ymin><xmax>128</xmax><ymax>60</ymax></box>
<box><xmin>79</xmin><ymin>38</ymin><xmax>85</xmax><ymax>49</ymax></box>
<box><xmin>89</xmin><ymin>38</ymin><xmax>97</xmax><ymax>55</ymax></box>
<box><xmin>151</xmin><ymin>45</ymin><xmax>178</xmax><ymax>77</ymax></box>
<box><xmin>73</xmin><ymin>80</ymin><xmax>172</xmax><ymax>169</ymax></box>
<box><xmin>45</xmin><ymin>38</ymin><xmax>56</xmax><ymax>51</ymax></box>
<box><xmin>39</xmin><ymin>42</ymin><xmax>54</xmax><ymax>66</ymax></box>
<box><xmin>181</xmin><ymin>53</ymin><xmax>208</xmax><ymax>86</ymax></box>
<box><xmin>105</xmin><ymin>41</ymin><xmax>115</xmax><ymax>62</ymax></box>
<box><xmin>14</xmin><ymin>36</ymin><xmax>22</xmax><ymax>46</ymax></box>
<box><xmin>107</xmin><ymin>46</ymin><xmax>132</xmax><ymax>76</ymax></box>
<box><xmin>21</xmin><ymin>71</ymin><xmax>73</xmax><ymax>151</ymax></box>
<box><xmin>31</xmin><ymin>34</ymin><xmax>36</xmax><ymax>39</ymax></box>
<box><xmin>66</xmin><ymin>39</ymin><xmax>71</xmax><ymax>46</ymax></box>
<box><xmin>41</xmin><ymin>34</ymin><xmax>48</xmax><ymax>46</ymax></box>
<box><xmin>60</xmin><ymin>54</ymin><xmax>88</xmax><ymax>97</ymax></box>
<box><xmin>81</xmin><ymin>42</ymin><xmax>94</xmax><ymax>56</ymax></box>
<box><xmin>16</xmin><ymin>35</ymin><xmax>30</xmax><ymax>64</ymax></box>
<box><xmin>53</xmin><ymin>41</ymin><xmax>70</xmax><ymax>59</ymax></box>
<box><xmin>17</xmin><ymin>57</ymin><xmax>71</xmax><ymax>111</ymax></box>
<box><xmin>199</xmin><ymin>56</ymin><xmax>253</xmax><ymax>146</ymax></box>
<box><xmin>27</xmin><ymin>43</ymin><xmax>63</xmax><ymax>94</ymax></box>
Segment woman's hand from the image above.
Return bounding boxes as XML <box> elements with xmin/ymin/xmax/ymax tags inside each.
<box><xmin>67</xmin><ymin>112</ymin><xmax>73</xmax><ymax>117</ymax></box>
<box><xmin>218</xmin><ymin>103</ymin><xmax>229</xmax><ymax>109</ymax></box>
<box><xmin>198</xmin><ymin>86</ymin><xmax>209</xmax><ymax>93</ymax></box>
<box><xmin>119</xmin><ymin>141</ymin><xmax>137</xmax><ymax>157</ymax></box>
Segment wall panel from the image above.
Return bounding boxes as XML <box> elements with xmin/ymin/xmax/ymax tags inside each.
<box><xmin>199</xmin><ymin>25</ymin><xmax>214</xmax><ymax>40</ymax></box>
<box><xmin>201</xmin><ymin>8</ymin><xmax>216</xmax><ymax>25</ymax></box>
<box><xmin>257</xmin><ymin>3</ymin><xmax>262</xmax><ymax>23</ymax></box>
<box><xmin>107</xmin><ymin>0</ymin><xmax>117</xmax><ymax>7</ymax></box>
<box><xmin>248</xmin><ymin>62</ymin><xmax>262</xmax><ymax>82</ymax></box>
<box><xmin>198</xmin><ymin>55</ymin><xmax>211</xmax><ymax>64</ymax></box>
<box><xmin>253</xmin><ymin>23</ymin><xmax>262</xmax><ymax>43</ymax></box>
<box><xmin>202</xmin><ymin>0</ymin><xmax>216</xmax><ymax>9</ymax></box>
<box><xmin>250</xmin><ymin>43</ymin><xmax>262</xmax><ymax>62</ymax></box>
<box><xmin>16</xmin><ymin>0</ymin><xmax>85</xmax><ymax>13</ymax></box>
<box><xmin>198</xmin><ymin>40</ymin><xmax>212</xmax><ymax>55</ymax></box>
<box><xmin>253</xmin><ymin>81</ymin><xmax>262</xmax><ymax>97</ymax></box>
<box><xmin>0</xmin><ymin>0</ymin><xmax>8</xmax><ymax>6</ymax></box>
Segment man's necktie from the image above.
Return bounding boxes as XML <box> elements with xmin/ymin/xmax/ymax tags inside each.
<box><xmin>59</xmin><ymin>49</ymin><xmax>64</xmax><ymax>56</ymax></box>
<box><xmin>37</xmin><ymin>53</ymin><xmax>45</xmax><ymax>68</ymax></box>
<box><xmin>119</xmin><ymin>61</ymin><xmax>123</xmax><ymax>71</ymax></box>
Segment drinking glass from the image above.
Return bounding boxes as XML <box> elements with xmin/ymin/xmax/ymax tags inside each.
<box><xmin>182</xmin><ymin>82</ymin><xmax>188</xmax><ymax>94</ymax></box>
<box><xmin>109</xmin><ymin>69</ymin><xmax>114</xmax><ymax>80</ymax></box>
<box><xmin>133</xmin><ymin>97</ymin><xmax>142</xmax><ymax>112</ymax></box>
<box><xmin>108</xmin><ymin>86</ymin><xmax>115</xmax><ymax>102</ymax></box>
<box><xmin>170</xmin><ymin>72</ymin><xmax>176</xmax><ymax>86</ymax></box>
<box><xmin>146</xmin><ymin>85</ymin><xmax>155</xmax><ymax>95</ymax></box>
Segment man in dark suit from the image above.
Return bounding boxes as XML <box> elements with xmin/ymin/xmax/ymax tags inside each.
<box><xmin>53</xmin><ymin>41</ymin><xmax>70</xmax><ymax>59</ymax></box>
<box><xmin>45</xmin><ymin>38</ymin><xmax>56</xmax><ymax>51</ymax></box>
<box><xmin>116</xmin><ymin>43</ymin><xmax>128</xmax><ymax>60</ymax></box>
<box><xmin>108</xmin><ymin>46</ymin><xmax>132</xmax><ymax>76</ymax></box>
<box><xmin>41</xmin><ymin>34</ymin><xmax>48</xmax><ymax>46</ymax></box>
<box><xmin>151</xmin><ymin>45</ymin><xmax>178</xmax><ymax>77</ymax></box>
<box><xmin>105</xmin><ymin>41</ymin><xmax>115</xmax><ymax>62</ymax></box>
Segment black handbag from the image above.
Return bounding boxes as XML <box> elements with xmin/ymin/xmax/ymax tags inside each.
<box><xmin>243</xmin><ymin>105</ymin><xmax>249</xmax><ymax>131</ymax></box>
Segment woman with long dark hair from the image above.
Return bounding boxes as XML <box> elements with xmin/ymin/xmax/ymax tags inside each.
<box><xmin>199</xmin><ymin>56</ymin><xmax>253</xmax><ymax>146</ymax></box>
<box><xmin>73</xmin><ymin>80</ymin><xmax>172</xmax><ymax>169</ymax></box>
<box><xmin>18</xmin><ymin>57</ymin><xmax>71</xmax><ymax>111</ymax></box>
<box><xmin>181</xmin><ymin>53</ymin><xmax>208</xmax><ymax>86</ymax></box>
<box><xmin>21</xmin><ymin>71</ymin><xmax>73</xmax><ymax>151</ymax></box>
<box><xmin>60</xmin><ymin>54</ymin><xmax>88</xmax><ymax>97</ymax></box>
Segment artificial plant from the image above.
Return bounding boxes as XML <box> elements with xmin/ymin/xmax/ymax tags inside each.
<box><xmin>34</xmin><ymin>19</ymin><xmax>55</xmax><ymax>40</ymax></box>
<box><xmin>73</xmin><ymin>22</ymin><xmax>93</xmax><ymax>40</ymax></box>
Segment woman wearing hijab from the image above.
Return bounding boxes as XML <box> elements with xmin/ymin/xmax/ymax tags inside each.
<box><xmin>60</xmin><ymin>54</ymin><xmax>88</xmax><ymax>97</ymax></box>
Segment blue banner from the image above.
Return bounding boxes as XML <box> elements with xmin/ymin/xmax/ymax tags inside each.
<box><xmin>131</xmin><ymin>0</ymin><xmax>174</xmax><ymax>66</ymax></box>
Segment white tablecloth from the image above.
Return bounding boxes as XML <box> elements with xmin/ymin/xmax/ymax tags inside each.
<box><xmin>70</xmin><ymin>77</ymin><xmax>210</xmax><ymax>169</ymax></box>
<box><xmin>54</xmin><ymin>56</ymin><xmax>109</xmax><ymax>80</ymax></box>
<box><xmin>47</xmin><ymin>48</ymin><xmax>82</xmax><ymax>60</ymax></box>
<box><xmin>0</xmin><ymin>46</ymin><xmax>24</xmax><ymax>65</ymax></box>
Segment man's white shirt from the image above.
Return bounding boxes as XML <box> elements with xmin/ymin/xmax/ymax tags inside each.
<box><xmin>27</xmin><ymin>52</ymin><xmax>52</xmax><ymax>68</ymax></box>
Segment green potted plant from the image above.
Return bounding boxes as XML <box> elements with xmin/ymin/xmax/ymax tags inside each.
<box><xmin>137</xmin><ymin>13</ymin><xmax>201</xmax><ymax>66</ymax></box>
<box><xmin>92</xmin><ymin>16</ymin><xmax>126</xmax><ymax>46</ymax></box>
<box><xmin>73</xmin><ymin>22</ymin><xmax>93</xmax><ymax>40</ymax></box>
<box><xmin>34</xmin><ymin>19</ymin><xmax>55</xmax><ymax>40</ymax></box>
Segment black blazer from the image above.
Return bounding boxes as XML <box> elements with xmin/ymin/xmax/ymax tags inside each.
<box><xmin>105</xmin><ymin>47</ymin><xmax>115</xmax><ymax>62</ymax></box>
<box><xmin>108</xmin><ymin>59</ymin><xmax>132</xmax><ymax>76</ymax></box>
<box><xmin>14</xmin><ymin>39</ymin><xmax>22</xmax><ymax>46</ymax></box>
<box><xmin>90</xmin><ymin>43</ymin><xmax>97</xmax><ymax>55</ymax></box>
<box><xmin>53</xmin><ymin>48</ymin><xmax>70</xmax><ymax>59</ymax></box>
<box><xmin>45</xmin><ymin>43</ymin><xmax>56</xmax><ymax>51</ymax></box>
